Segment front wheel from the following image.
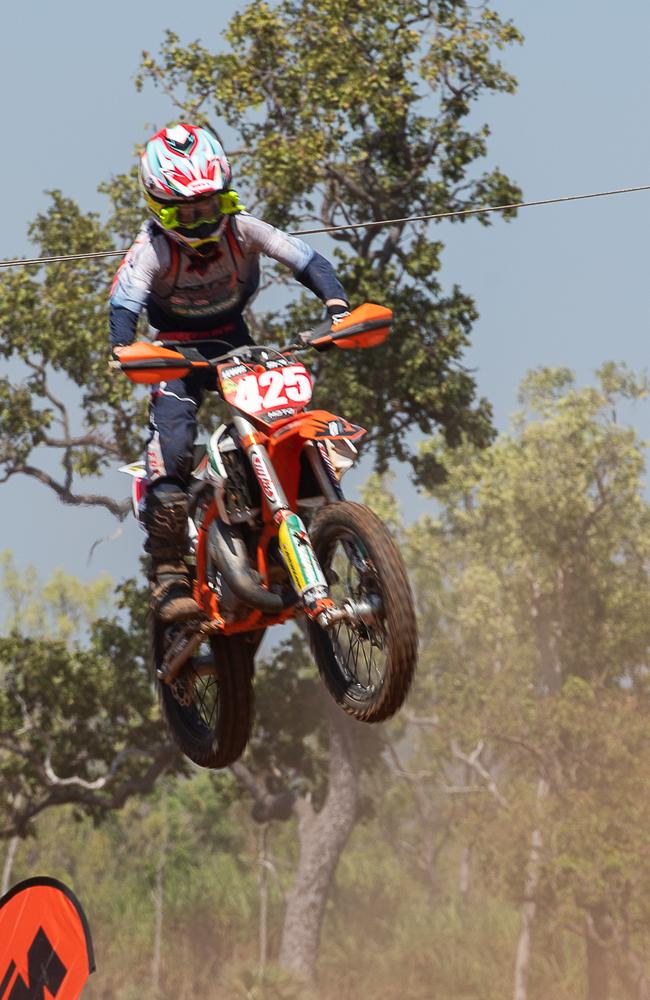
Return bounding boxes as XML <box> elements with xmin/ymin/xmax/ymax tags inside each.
<box><xmin>150</xmin><ymin>615</ymin><xmax>255</xmax><ymax>769</ymax></box>
<box><xmin>308</xmin><ymin>501</ymin><xmax>418</xmax><ymax>722</ymax></box>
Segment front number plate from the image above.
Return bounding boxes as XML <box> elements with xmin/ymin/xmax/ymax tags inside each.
<box><xmin>218</xmin><ymin>362</ymin><xmax>313</xmax><ymax>419</ymax></box>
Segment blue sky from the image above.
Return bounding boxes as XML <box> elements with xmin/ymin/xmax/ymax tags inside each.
<box><xmin>2</xmin><ymin>0</ymin><xmax>650</xmax><ymax>586</ymax></box>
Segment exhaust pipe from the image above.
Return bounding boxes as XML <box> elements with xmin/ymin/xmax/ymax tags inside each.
<box><xmin>208</xmin><ymin>518</ymin><xmax>296</xmax><ymax>614</ymax></box>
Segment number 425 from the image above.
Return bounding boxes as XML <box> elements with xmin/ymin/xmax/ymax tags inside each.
<box><xmin>233</xmin><ymin>364</ymin><xmax>313</xmax><ymax>413</ymax></box>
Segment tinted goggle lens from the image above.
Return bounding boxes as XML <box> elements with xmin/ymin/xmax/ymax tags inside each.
<box><xmin>157</xmin><ymin>195</ymin><xmax>221</xmax><ymax>230</ymax></box>
<box><xmin>147</xmin><ymin>190</ymin><xmax>244</xmax><ymax>229</ymax></box>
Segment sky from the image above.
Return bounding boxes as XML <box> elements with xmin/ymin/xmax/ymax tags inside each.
<box><xmin>1</xmin><ymin>0</ymin><xmax>650</xmax><ymax>590</ymax></box>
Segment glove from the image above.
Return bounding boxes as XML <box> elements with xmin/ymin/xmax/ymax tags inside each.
<box><xmin>109</xmin><ymin>345</ymin><xmax>129</xmax><ymax>371</ymax></box>
<box><xmin>327</xmin><ymin>303</ymin><xmax>351</xmax><ymax>326</ymax></box>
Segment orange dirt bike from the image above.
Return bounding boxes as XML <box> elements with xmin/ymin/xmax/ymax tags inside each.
<box><xmin>115</xmin><ymin>303</ymin><xmax>418</xmax><ymax>769</ymax></box>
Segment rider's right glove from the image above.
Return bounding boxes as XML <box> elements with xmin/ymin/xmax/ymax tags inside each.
<box><xmin>109</xmin><ymin>346</ymin><xmax>127</xmax><ymax>371</ymax></box>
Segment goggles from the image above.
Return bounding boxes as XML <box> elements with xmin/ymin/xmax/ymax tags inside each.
<box><xmin>146</xmin><ymin>189</ymin><xmax>245</xmax><ymax>232</ymax></box>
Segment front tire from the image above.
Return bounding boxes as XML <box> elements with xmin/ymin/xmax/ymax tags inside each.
<box><xmin>308</xmin><ymin>501</ymin><xmax>418</xmax><ymax>722</ymax></box>
<box><xmin>150</xmin><ymin>615</ymin><xmax>255</xmax><ymax>768</ymax></box>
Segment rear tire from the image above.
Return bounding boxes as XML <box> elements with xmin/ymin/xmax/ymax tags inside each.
<box><xmin>150</xmin><ymin>614</ymin><xmax>255</xmax><ymax>769</ymax></box>
<box><xmin>307</xmin><ymin>501</ymin><xmax>418</xmax><ymax>722</ymax></box>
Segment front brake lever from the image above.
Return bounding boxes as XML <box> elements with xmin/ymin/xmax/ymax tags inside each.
<box><xmin>291</xmin><ymin>320</ymin><xmax>335</xmax><ymax>353</ymax></box>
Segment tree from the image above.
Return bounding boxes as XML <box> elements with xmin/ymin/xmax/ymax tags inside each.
<box><xmin>0</xmin><ymin>575</ymin><xmax>177</xmax><ymax>841</ymax></box>
<box><xmin>0</xmin><ymin>2</ymin><xmax>522</xmax><ymax>511</ymax></box>
<box><xmin>0</xmin><ymin>191</ymin><xmax>147</xmax><ymax>518</ymax></box>
<box><xmin>138</xmin><ymin>0</ymin><xmax>522</xmax><ymax>485</ymax></box>
<box><xmin>230</xmin><ymin>631</ymin><xmax>385</xmax><ymax>984</ymax></box>
<box><xmin>0</xmin><ymin>2</ymin><xmax>526</xmax><ymax>986</ymax></box>
<box><xmin>0</xmin><ymin>550</ymin><xmax>112</xmax><ymax>643</ymax></box>
<box><xmin>402</xmin><ymin>365</ymin><xmax>650</xmax><ymax>999</ymax></box>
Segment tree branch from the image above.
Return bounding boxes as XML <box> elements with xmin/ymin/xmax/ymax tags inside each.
<box><xmin>2</xmin><ymin>463</ymin><xmax>130</xmax><ymax>519</ymax></box>
<box><xmin>230</xmin><ymin>760</ymin><xmax>296</xmax><ymax>823</ymax></box>
<box><xmin>0</xmin><ymin>742</ymin><xmax>178</xmax><ymax>839</ymax></box>
<box><xmin>450</xmin><ymin>739</ymin><xmax>509</xmax><ymax>809</ymax></box>
<box><xmin>42</xmin><ymin>433</ymin><xmax>123</xmax><ymax>457</ymax></box>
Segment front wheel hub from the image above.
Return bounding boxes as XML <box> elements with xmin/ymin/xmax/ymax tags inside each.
<box><xmin>316</xmin><ymin>594</ymin><xmax>383</xmax><ymax>630</ymax></box>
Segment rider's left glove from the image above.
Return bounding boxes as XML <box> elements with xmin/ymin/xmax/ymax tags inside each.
<box><xmin>327</xmin><ymin>303</ymin><xmax>351</xmax><ymax>326</ymax></box>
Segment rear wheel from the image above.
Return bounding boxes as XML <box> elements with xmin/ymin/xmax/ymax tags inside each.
<box><xmin>150</xmin><ymin>615</ymin><xmax>255</xmax><ymax>768</ymax></box>
<box><xmin>308</xmin><ymin>501</ymin><xmax>418</xmax><ymax>722</ymax></box>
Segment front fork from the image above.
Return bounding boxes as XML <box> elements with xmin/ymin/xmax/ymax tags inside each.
<box><xmin>232</xmin><ymin>415</ymin><xmax>334</xmax><ymax>618</ymax></box>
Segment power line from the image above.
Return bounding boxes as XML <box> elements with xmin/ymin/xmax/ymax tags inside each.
<box><xmin>293</xmin><ymin>183</ymin><xmax>650</xmax><ymax>235</ymax></box>
<box><xmin>1</xmin><ymin>183</ymin><xmax>649</xmax><ymax>270</ymax></box>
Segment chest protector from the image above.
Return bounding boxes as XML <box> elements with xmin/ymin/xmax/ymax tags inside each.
<box><xmin>150</xmin><ymin>225</ymin><xmax>260</xmax><ymax>320</ymax></box>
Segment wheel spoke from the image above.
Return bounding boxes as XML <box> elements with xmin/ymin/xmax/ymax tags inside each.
<box><xmin>196</xmin><ymin>676</ymin><xmax>209</xmax><ymax>718</ymax></box>
<box><xmin>360</xmin><ymin>635</ymin><xmax>373</xmax><ymax>688</ymax></box>
<box><xmin>322</xmin><ymin>529</ymin><xmax>390</xmax><ymax>696</ymax></box>
<box><xmin>343</xmin><ymin>629</ymin><xmax>356</xmax><ymax>676</ymax></box>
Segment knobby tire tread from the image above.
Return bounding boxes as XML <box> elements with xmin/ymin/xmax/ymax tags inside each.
<box><xmin>308</xmin><ymin>501</ymin><xmax>418</xmax><ymax>722</ymax></box>
<box><xmin>150</xmin><ymin>614</ymin><xmax>254</xmax><ymax>769</ymax></box>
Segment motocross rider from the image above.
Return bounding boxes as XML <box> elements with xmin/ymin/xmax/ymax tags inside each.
<box><xmin>110</xmin><ymin>123</ymin><xmax>350</xmax><ymax>624</ymax></box>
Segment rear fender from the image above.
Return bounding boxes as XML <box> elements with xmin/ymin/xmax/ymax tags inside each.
<box><xmin>118</xmin><ymin>462</ymin><xmax>148</xmax><ymax>520</ymax></box>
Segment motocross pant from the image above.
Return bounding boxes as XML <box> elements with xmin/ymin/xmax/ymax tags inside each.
<box><xmin>142</xmin><ymin>315</ymin><xmax>254</xmax><ymax>619</ymax></box>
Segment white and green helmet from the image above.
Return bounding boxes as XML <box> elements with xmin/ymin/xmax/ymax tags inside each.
<box><xmin>140</xmin><ymin>123</ymin><xmax>242</xmax><ymax>249</ymax></box>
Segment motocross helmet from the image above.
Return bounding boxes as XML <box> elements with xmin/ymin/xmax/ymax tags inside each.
<box><xmin>140</xmin><ymin>123</ymin><xmax>243</xmax><ymax>252</ymax></box>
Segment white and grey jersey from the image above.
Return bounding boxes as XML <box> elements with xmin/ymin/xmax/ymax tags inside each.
<box><xmin>109</xmin><ymin>213</ymin><xmax>347</xmax><ymax>345</ymax></box>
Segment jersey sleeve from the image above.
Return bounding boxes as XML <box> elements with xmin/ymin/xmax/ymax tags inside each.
<box><xmin>108</xmin><ymin>224</ymin><xmax>167</xmax><ymax>346</ymax></box>
<box><xmin>232</xmin><ymin>213</ymin><xmax>348</xmax><ymax>304</ymax></box>
<box><xmin>109</xmin><ymin>226</ymin><xmax>163</xmax><ymax>312</ymax></box>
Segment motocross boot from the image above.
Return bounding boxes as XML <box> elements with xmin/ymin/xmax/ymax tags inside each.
<box><xmin>142</xmin><ymin>487</ymin><xmax>203</xmax><ymax>624</ymax></box>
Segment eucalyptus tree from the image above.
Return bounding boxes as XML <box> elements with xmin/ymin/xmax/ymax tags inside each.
<box><xmin>0</xmin><ymin>0</ymin><xmax>524</xmax><ymax>986</ymax></box>
<box><xmin>405</xmin><ymin>365</ymin><xmax>650</xmax><ymax>1000</ymax></box>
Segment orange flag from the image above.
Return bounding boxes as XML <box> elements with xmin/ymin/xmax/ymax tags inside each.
<box><xmin>0</xmin><ymin>877</ymin><xmax>94</xmax><ymax>999</ymax></box>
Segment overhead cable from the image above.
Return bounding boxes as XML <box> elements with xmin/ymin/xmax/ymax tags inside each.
<box><xmin>1</xmin><ymin>182</ymin><xmax>649</xmax><ymax>270</ymax></box>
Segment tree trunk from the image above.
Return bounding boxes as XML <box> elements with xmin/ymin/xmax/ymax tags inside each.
<box><xmin>258</xmin><ymin>824</ymin><xmax>269</xmax><ymax>980</ymax></box>
<box><xmin>512</xmin><ymin>778</ymin><xmax>549</xmax><ymax>1000</ymax></box>
<box><xmin>151</xmin><ymin>803</ymin><xmax>168</xmax><ymax>999</ymax></box>
<box><xmin>1</xmin><ymin>835</ymin><xmax>19</xmax><ymax>896</ymax></box>
<box><xmin>613</xmin><ymin>907</ymin><xmax>650</xmax><ymax>1000</ymax></box>
<box><xmin>459</xmin><ymin>844</ymin><xmax>472</xmax><ymax>903</ymax></box>
<box><xmin>585</xmin><ymin>914</ymin><xmax>611</xmax><ymax>1000</ymax></box>
<box><xmin>616</xmin><ymin>947</ymin><xmax>650</xmax><ymax>1000</ymax></box>
<box><xmin>584</xmin><ymin>905</ymin><xmax>649</xmax><ymax>1000</ymax></box>
<box><xmin>278</xmin><ymin>704</ymin><xmax>359</xmax><ymax>982</ymax></box>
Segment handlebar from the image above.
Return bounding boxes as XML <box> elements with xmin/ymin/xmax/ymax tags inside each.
<box><xmin>110</xmin><ymin>303</ymin><xmax>393</xmax><ymax>382</ymax></box>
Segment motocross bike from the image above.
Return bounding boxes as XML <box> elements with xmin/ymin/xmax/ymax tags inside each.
<box><xmin>115</xmin><ymin>303</ymin><xmax>418</xmax><ymax>769</ymax></box>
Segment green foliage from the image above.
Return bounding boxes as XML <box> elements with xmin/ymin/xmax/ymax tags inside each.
<box><xmin>3</xmin><ymin>7</ymin><xmax>648</xmax><ymax>994</ymax></box>
<box><xmin>0</xmin><ymin>551</ymin><xmax>112</xmax><ymax>642</ymax></box>
<box><xmin>0</xmin><ymin>574</ymin><xmax>176</xmax><ymax>838</ymax></box>
<box><xmin>5</xmin><ymin>365</ymin><xmax>648</xmax><ymax>997</ymax></box>
<box><xmin>404</xmin><ymin>365</ymin><xmax>650</xmax><ymax>989</ymax></box>
<box><xmin>1</xmin><ymin>0</ymin><xmax>523</xmax><ymax>514</ymax></box>
<box><xmin>359</xmin><ymin>472</ymin><xmax>402</xmax><ymax>533</ymax></box>
<box><xmin>0</xmin><ymin>185</ymin><xmax>148</xmax><ymax>514</ymax></box>
<box><xmin>138</xmin><ymin>0</ymin><xmax>523</xmax><ymax>484</ymax></box>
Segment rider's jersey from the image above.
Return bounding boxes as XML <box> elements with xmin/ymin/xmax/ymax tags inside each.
<box><xmin>109</xmin><ymin>213</ymin><xmax>347</xmax><ymax>346</ymax></box>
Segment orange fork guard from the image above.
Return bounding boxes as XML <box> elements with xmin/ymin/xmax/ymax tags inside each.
<box><xmin>193</xmin><ymin>409</ymin><xmax>366</xmax><ymax>633</ymax></box>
